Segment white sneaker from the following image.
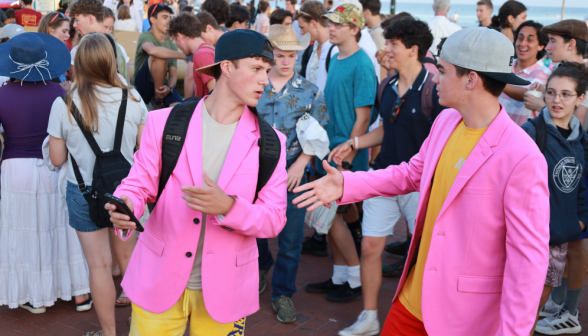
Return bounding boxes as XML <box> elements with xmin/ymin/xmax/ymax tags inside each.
<box><xmin>338</xmin><ymin>310</ymin><xmax>380</xmax><ymax>336</ymax></box>
<box><xmin>535</xmin><ymin>308</ymin><xmax>582</xmax><ymax>335</ymax></box>
<box><xmin>19</xmin><ymin>303</ymin><xmax>46</xmax><ymax>314</ymax></box>
<box><xmin>540</xmin><ymin>296</ymin><xmax>564</xmax><ymax>318</ymax></box>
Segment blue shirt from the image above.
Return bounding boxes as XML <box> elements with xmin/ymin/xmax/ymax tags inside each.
<box><xmin>257</xmin><ymin>72</ymin><xmax>329</xmax><ymax>162</ymax></box>
<box><xmin>142</xmin><ymin>18</ymin><xmax>151</xmax><ymax>32</ymax></box>
<box><xmin>321</xmin><ymin>48</ymin><xmax>376</xmax><ymax>173</ymax></box>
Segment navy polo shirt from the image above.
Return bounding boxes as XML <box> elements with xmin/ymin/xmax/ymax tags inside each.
<box><xmin>373</xmin><ymin>67</ymin><xmax>446</xmax><ymax>170</ymax></box>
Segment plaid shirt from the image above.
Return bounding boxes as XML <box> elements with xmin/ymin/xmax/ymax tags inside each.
<box><xmin>499</xmin><ymin>60</ymin><xmax>551</xmax><ymax>126</ymax></box>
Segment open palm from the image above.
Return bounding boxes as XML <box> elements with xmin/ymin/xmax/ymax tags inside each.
<box><xmin>293</xmin><ymin>160</ymin><xmax>344</xmax><ymax>212</ymax></box>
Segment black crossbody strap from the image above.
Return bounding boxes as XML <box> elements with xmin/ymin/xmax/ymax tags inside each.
<box><xmin>156</xmin><ymin>97</ymin><xmax>201</xmax><ymax>201</ymax></box>
<box><xmin>249</xmin><ymin>105</ymin><xmax>281</xmax><ymax>202</ymax></box>
<box><xmin>61</xmin><ymin>95</ymin><xmax>104</xmax><ymax>156</ymax></box>
<box><xmin>113</xmin><ymin>90</ymin><xmax>128</xmax><ymax>152</ymax></box>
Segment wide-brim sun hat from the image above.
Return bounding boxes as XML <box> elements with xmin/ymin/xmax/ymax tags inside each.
<box><xmin>0</xmin><ymin>32</ymin><xmax>71</xmax><ymax>83</ymax></box>
<box><xmin>439</xmin><ymin>27</ymin><xmax>530</xmax><ymax>86</ymax></box>
<box><xmin>267</xmin><ymin>24</ymin><xmax>311</xmax><ymax>51</ymax></box>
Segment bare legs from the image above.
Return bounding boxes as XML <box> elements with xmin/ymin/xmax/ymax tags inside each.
<box><xmin>329</xmin><ymin>214</ymin><xmax>360</xmax><ymax>268</ymax></box>
<box><xmin>361</xmin><ymin>236</ymin><xmax>388</xmax><ymax>310</ymax></box>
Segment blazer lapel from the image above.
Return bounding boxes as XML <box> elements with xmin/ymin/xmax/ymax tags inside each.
<box><xmin>435</xmin><ymin>108</ymin><xmax>511</xmax><ymax>221</ymax></box>
<box><xmin>216</xmin><ymin>106</ymin><xmax>258</xmax><ymax>190</ymax></box>
<box><xmin>184</xmin><ymin>100</ymin><xmax>204</xmax><ymax>187</ymax></box>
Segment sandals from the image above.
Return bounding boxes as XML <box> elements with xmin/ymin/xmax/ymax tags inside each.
<box><xmin>382</xmin><ymin>257</ymin><xmax>406</xmax><ymax>278</ymax></box>
<box><xmin>76</xmin><ymin>294</ymin><xmax>93</xmax><ymax>312</ymax></box>
<box><xmin>115</xmin><ymin>291</ymin><xmax>131</xmax><ymax>307</ymax></box>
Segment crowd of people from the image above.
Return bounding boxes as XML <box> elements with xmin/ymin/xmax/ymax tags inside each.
<box><xmin>1</xmin><ymin>0</ymin><xmax>588</xmax><ymax>335</ymax></box>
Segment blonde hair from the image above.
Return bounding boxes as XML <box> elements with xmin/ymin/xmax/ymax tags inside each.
<box><xmin>71</xmin><ymin>33</ymin><xmax>138</xmax><ymax>132</ymax></box>
<box><xmin>117</xmin><ymin>5</ymin><xmax>131</xmax><ymax>20</ymax></box>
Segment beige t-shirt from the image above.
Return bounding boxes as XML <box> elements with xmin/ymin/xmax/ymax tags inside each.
<box><xmin>186</xmin><ymin>100</ymin><xmax>238</xmax><ymax>290</ymax></box>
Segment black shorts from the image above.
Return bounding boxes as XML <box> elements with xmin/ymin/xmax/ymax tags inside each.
<box><xmin>134</xmin><ymin>60</ymin><xmax>183</xmax><ymax>107</ymax></box>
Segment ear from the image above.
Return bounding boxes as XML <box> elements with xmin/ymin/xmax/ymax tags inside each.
<box><xmin>569</xmin><ymin>38</ymin><xmax>577</xmax><ymax>52</ymax></box>
<box><xmin>220</xmin><ymin>60</ymin><xmax>232</xmax><ymax>77</ymax></box>
<box><xmin>507</xmin><ymin>14</ymin><xmax>514</xmax><ymax>25</ymax></box>
<box><xmin>576</xmin><ymin>93</ymin><xmax>585</xmax><ymax>107</ymax></box>
<box><xmin>411</xmin><ymin>45</ymin><xmax>419</xmax><ymax>59</ymax></box>
<box><xmin>206</xmin><ymin>24</ymin><xmax>214</xmax><ymax>33</ymax></box>
<box><xmin>466</xmin><ymin>71</ymin><xmax>479</xmax><ymax>91</ymax></box>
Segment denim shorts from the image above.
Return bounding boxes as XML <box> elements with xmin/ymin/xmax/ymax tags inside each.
<box><xmin>66</xmin><ymin>181</ymin><xmax>104</xmax><ymax>233</ymax></box>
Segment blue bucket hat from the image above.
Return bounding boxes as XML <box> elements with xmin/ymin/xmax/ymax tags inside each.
<box><xmin>0</xmin><ymin>32</ymin><xmax>71</xmax><ymax>83</ymax></box>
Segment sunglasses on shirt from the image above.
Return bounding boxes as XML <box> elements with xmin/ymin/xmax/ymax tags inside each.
<box><xmin>390</xmin><ymin>98</ymin><xmax>404</xmax><ymax>123</ymax></box>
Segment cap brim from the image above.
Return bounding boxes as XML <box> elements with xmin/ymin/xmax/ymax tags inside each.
<box><xmin>195</xmin><ymin>61</ymin><xmax>221</xmax><ymax>76</ymax></box>
<box><xmin>479</xmin><ymin>71</ymin><xmax>531</xmax><ymax>86</ymax></box>
<box><xmin>322</xmin><ymin>12</ymin><xmax>343</xmax><ymax>23</ymax></box>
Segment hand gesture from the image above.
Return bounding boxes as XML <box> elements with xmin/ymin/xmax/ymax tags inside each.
<box><xmin>524</xmin><ymin>91</ymin><xmax>546</xmax><ymax>111</ymax></box>
<box><xmin>181</xmin><ymin>173</ymin><xmax>236</xmax><ymax>215</ymax></box>
<box><xmin>106</xmin><ymin>195</ymin><xmax>136</xmax><ymax>230</ymax></box>
<box><xmin>155</xmin><ymin>85</ymin><xmax>171</xmax><ymax>99</ymax></box>
<box><xmin>328</xmin><ymin>141</ymin><xmax>352</xmax><ymax>166</ymax></box>
<box><xmin>292</xmin><ymin>160</ymin><xmax>344</xmax><ymax>212</ymax></box>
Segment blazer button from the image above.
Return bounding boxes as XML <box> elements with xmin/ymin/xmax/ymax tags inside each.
<box><xmin>193</xmin><ymin>218</ymin><xmax>200</xmax><ymax>224</ymax></box>
<box><xmin>186</xmin><ymin>252</ymin><xmax>192</xmax><ymax>258</ymax></box>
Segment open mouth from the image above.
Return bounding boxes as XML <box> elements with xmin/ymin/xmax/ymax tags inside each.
<box><xmin>254</xmin><ymin>91</ymin><xmax>263</xmax><ymax>98</ymax></box>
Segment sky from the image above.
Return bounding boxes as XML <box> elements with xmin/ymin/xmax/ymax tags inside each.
<box><xmin>404</xmin><ymin>0</ymin><xmax>588</xmax><ymax>8</ymax></box>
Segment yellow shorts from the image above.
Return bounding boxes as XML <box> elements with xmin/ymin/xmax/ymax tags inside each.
<box><xmin>130</xmin><ymin>289</ymin><xmax>246</xmax><ymax>336</ymax></box>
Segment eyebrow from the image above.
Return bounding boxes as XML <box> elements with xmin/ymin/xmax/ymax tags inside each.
<box><xmin>436</xmin><ymin>64</ymin><xmax>444</xmax><ymax>70</ymax></box>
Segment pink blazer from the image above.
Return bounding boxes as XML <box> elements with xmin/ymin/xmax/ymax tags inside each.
<box><xmin>340</xmin><ymin>107</ymin><xmax>550</xmax><ymax>335</ymax></box>
<box><xmin>113</xmin><ymin>99</ymin><xmax>288</xmax><ymax>323</ymax></box>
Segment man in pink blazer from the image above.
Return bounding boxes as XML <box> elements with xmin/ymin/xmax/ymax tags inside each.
<box><xmin>107</xmin><ymin>30</ymin><xmax>288</xmax><ymax>335</ymax></box>
<box><xmin>294</xmin><ymin>28</ymin><xmax>550</xmax><ymax>335</ymax></box>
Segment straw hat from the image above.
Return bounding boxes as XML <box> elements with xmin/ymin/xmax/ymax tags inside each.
<box><xmin>267</xmin><ymin>24</ymin><xmax>310</xmax><ymax>51</ymax></box>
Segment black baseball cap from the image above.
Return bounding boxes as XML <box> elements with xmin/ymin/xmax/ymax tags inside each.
<box><xmin>195</xmin><ymin>29</ymin><xmax>274</xmax><ymax>76</ymax></box>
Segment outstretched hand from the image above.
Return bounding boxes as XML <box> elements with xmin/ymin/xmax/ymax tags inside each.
<box><xmin>292</xmin><ymin>160</ymin><xmax>344</xmax><ymax>212</ymax></box>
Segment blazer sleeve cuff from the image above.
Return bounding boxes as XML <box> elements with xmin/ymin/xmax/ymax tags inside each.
<box><xmin>339</xmin><ymin>171</ymin><xmax>361</xmax><ymax>205</ymax></box>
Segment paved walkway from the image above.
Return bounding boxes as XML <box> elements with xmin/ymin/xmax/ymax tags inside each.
<box><xmin>1</xmin><ymin>222</ymin><xmax>587</xmax><ymax>336</ymax></box>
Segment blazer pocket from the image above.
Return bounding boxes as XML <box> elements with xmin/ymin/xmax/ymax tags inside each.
<box><xmin>140</xmin><ymin>229</ymin><xmax>165</xmax><ymax>256</ymax></box>
<box><xmin>236</xmin><ymin>244</ymin><xmax>259</xmax><ymax>267</ymax></box>
<box><xmin>458</xmin><ymin>275</ymin><xmax>503</xmax><ymax>294</ymax></box>
<box><xmin>462</xmin><ymin>187</ymin><xmax>493</xmax><ymax>195</ymax></box>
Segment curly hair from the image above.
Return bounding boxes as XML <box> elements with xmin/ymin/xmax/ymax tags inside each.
<box><xmin>384</xmin><ymin>18</ymin><xmax>433</xmax><ymax>62</ymax></box>
<box><xmin>515</xmin><ymin>20</ymin><xmax>548</xmax><ymax>60</ymax></box>
<box><xmin>201</xmin><ymin>0</ymin><xmax>230</xmax><ymax>25</ymax></box>
<box><xmin>168</xmin><ymin>13</ymin><xmax>202</xmax><ymax>39</ymax></box>
<box><xmin>70</xmin><ymin>0</ymin><xmax>104</xmax><ymax>22</ymax></box>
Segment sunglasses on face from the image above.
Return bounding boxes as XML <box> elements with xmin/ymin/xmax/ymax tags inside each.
<box><xmin>150</xmin><ymin>3</ymin><xmax>163</xmax><ymax>18</ymax></box>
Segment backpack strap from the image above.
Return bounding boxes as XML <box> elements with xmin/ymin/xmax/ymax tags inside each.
<box><xmin>61</xmin><ymin>94</ymin><xmax>104</xmax><ymax>157</ymax></box>
<box><xmin>249</xmin><ymin>105</ymin><xmax>281</xmax><ymax>202</ymax></box>
<box><xmin>377</xmin><ymin>75</ymin><xmax>396</xmax><ymax>106</ymax></box>
<box><xmin>529</xmin><ymin>114</ymin><xmax>547</xmax><ymax>154</ymax></box>
<box><xmin>422</xmin><ymin>56</ymin><xmax>437</xmax><ymax>66</ymax></box>
<box><xmin>325</xmin><ymin>44</ymin><xmax>336</xmax><ymax>73</ymax></box>
<box><xmin>113</xmin><ymin>90</ymin><xmax>129</xmax><ymax>152</ymax></box>
<box><xmin>420</xmin><ymin>72</ymin><xmax>436</xmax><ymax>124</ymax></box>
<box><xmin>299</xmin><ymin>43</ymin><xmax>314</xmax><ymax>78</ymax></box>
<box><xmin>156</xmin><ymin>96</ymin><xmax>201</xmax><ymax>202</ymax></box>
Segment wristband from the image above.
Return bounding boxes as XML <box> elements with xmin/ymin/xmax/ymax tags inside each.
<box><xmin>347</xmin><ymin>139</ymin><xmax>354</xmax><ymax>150</ymax></box>
<box><xmin>354</xmin><ymin>137</ymin><xmax>359</xmax><ymax>150</ymax></box>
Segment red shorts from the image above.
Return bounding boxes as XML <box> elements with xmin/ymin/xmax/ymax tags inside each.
<box><xmin>381</xmin><ymin>300</ymin><xmax>428</xmax><ymax>336</ymax></box>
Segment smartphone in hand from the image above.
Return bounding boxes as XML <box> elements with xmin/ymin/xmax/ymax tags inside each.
<box><xmin>105</xmin><ymin>193</ymin><xmax>145</xmax><ymax>232</ymax></box>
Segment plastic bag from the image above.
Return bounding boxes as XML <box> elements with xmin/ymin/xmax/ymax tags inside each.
<box><xmin>305</xmin><ymin>201</ymin><xmax>338</xmax><ymax>234</ymax></box>
<box><xmin>296</xmin><ymin>113</ymin><xmax>330</xmax><ymax>160</ymax></box>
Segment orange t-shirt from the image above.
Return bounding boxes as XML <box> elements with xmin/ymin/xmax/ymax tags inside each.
<box><xmin>15</xmin><ymin>8</ymin><xmax>42</xmax><ymax>27</ymax></box>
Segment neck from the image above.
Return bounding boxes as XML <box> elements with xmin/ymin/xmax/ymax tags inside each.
<box><xmin>336</xmin><ymin>38</ymin><xmax>360</xmax><ymax>59</ymax></box>
<box><xmin>481</xmin><ymin>17</ymin><xmax>491</xmax><ymax>26</ymax></box>
<box><xmin>552</xmin><ymin>113</ymin><xmax>573</xmax><ymax>129</ymax></box>
<box><xmin>84</xmin><ymin>23</ymin><xmax>106</xmax><ymax>35</ymax></box>
<box><xmin>397</xmin><ymin>62</ymin><xmax>423</xmax><ymax>87</ymax></box>
<box><xmin>458</xmin><ymin>94</ymin><xmax>502</xmax><ymax>129</ymax></box>
<box><xmin>204</xmin><ymin>81</ymin><xmax>246</xmax><ymax>125</ymax></box>
<box><xmin>502</xmin><ymin>28</ymin><xmax>514</xmax><ymax>43</ymax></box>
<box><xmin>566</xmin><ymin>54</ymin><xmax>584</xmax><ymax>63</ymax></box>
<box><xmin>24</xmin><ymin>4</ymin><xmax>32</xmax><ymax>9</ymax></box>
<box><xmin>211</xmin><ymin>30</ymin><xmax>223</xmax><ymax>45</ymax></box>
<box><xmin>515</xmin><ymin>57</ymin><xmax>537</xmax><ymax>72</ymax></box>
<box><xmin>188</xmin><ymin>37</ymin><xmax>205</xmax><ymax>55</ymax></box>
<box><xmin>434</xmin><ymin>10</ymin><xmax>449</xmax><ymax>17</ymax></box>
<box><xmin>316</xmin><ymin>26</ymin><xmax>330</xmax><ymax>45</ymax></box>
<box><xmin>153</xmin><ymin>26</ymin><xmax>165</xmax><ymax>41</ymax></box>
<box><xmin>268</xmin><ymin>69</ymin><xmax>294</xmax><ymax>92</ymax></box>
<box><xmin>365</xmin><ymin>14</ymin><xmax>381</xmax><ymax>29</ymax></box>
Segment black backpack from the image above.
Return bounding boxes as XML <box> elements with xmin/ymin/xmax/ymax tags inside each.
<box><xmin>62</xmin><ymin>90</ymin><xmax>132</xmax><ymax>229</ymax></box>
<box><xmin>155</xmin><ymin>97</ymin><xmax>281</xmax><ymax>204</ymax></box>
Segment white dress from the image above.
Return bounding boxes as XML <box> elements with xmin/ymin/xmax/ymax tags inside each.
<box><xmin>0</xmin><ymin>157</ymin><xmax>90</xmax><ymax>309</ymax></box>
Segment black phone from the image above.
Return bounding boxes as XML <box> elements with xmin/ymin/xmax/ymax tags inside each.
<box><xmin>105</xmin><ymin>193</ymin><xmax>145</xmax><ymax>232</ymax></box>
